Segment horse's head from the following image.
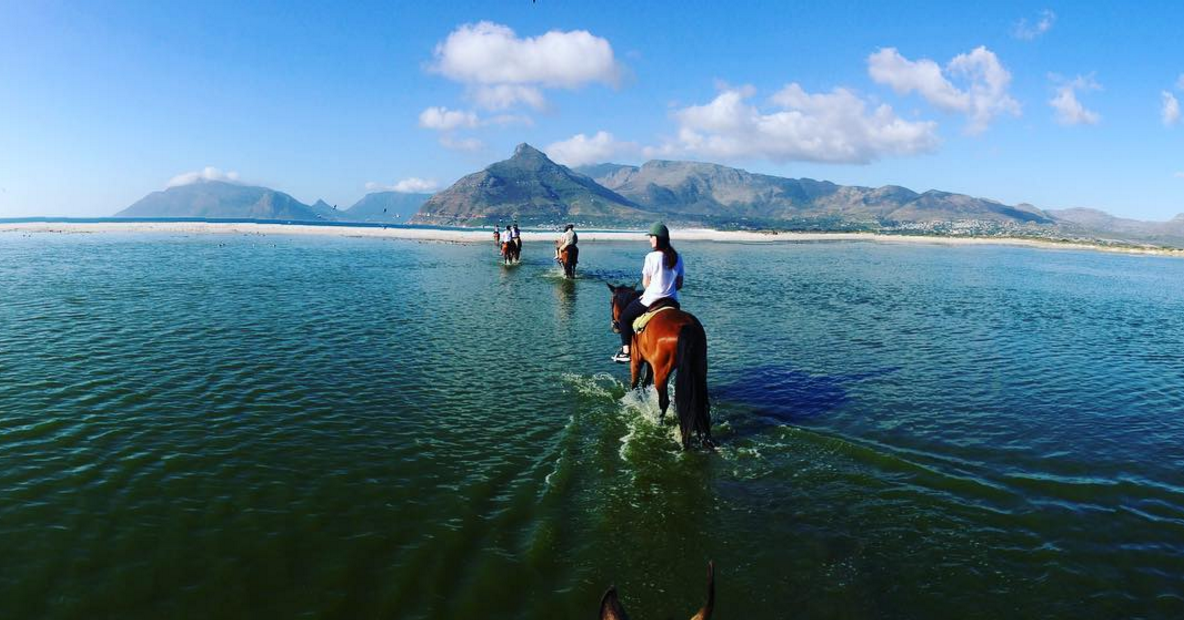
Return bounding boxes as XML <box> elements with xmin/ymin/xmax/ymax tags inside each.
<box><xmin>606</xmin><ymin>283</ymin><xmax>641</xmax><ymax>333</ymax></box>
<box><xmin>599</xmin><ymin>561</ymin><xmax>715</xmax><ymax>620</ymax></box>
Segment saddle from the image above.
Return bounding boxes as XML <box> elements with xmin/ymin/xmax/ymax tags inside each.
<box><xmin>632</xmin><ymin>299</ymin><xmax>680</xmax><ymax>334</ymax></box>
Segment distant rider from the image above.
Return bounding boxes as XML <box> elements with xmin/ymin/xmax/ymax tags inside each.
<box><xmin>556</xmin><ymin>223</ymin><xmax>578</xmax><ymax>278</ymax></box>
<box><xmin>612</xmin><ymin>223</ymin><xmax>684</xmax><ymax>363</ymax></box>
<box><xmin>502</xmin><ymin>225</ymin><xmax>513</xmax><ymax>261</ymax></box>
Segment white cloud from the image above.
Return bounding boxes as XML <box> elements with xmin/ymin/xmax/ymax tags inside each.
<box><xmin>1050</xmin><ymin>75</ymin><xmax>1101</xmax><ymax>126</ymax></box>
<box><xmin>485</xmin><ymin>113</ymin><xmax>534</xmax><ymax>127</ymax></box>
<box><xmin>1163</xmin><ymin>91</ymin><xmax>1180</xmax><ymax>127</ymax></box>
<box><xmin>868</xmin><ymin>46</ymin><xmax>1020</xmax><ymax>134</ymax></box>
<box><xmin>419</xmin><ymin>22</ymin><xmax>619</xmax><ymax>149</ymax></box>
<box><xmin>166</xmin><ymin>166</ymin><xmax>240</xmax><ymax>188</ymax></box>
<box><xmin>418</xmin><ymin>106</ymin><xmax>531</xmax><ymax>129</ymax></box>
<box><xmin>417</xmin><ymin>106</ymin><xmax>531</xmax><ymax>151</ymax></box>
<box><xmin>649</xmin><ymin>85</ymin><xmax>939</xmax><ymax>165</ymax></box>
<box><xmin>948</xmin><ymin>47</ymin><xmax>1023</xmax><ymax>132</ymax></box>
<box><xmin>439</xmin><ymin>135</ymin><xmax>483</xmax><ymax>152</ymax></box>
<box><xmin>393</xmin><ymin>177</ymin><xmax>438</xmax><ymax>193</ymax></box>
<box><xmin>432</xmin><ymin>21</ymin><xmax>619</xmax><ymax>87</ymax></box>
<box><xmin>472</xmin><ymin>85</ymin><xmax>547</xmax><ymax>111</ymax></box>
<box><xmin>868</xmin><ymin>48</ymin><xmax>968</xmax><ymax>110</ymax></box>
<box><xmin>1013</xmin><ymin>10</ymin><xmax>1056</xmax><ymax>40</ymax></box>
<box><xmin>366</xmin><ymin>177</ymin><xmax>439</xmax><ymax>193</ymax></box>
<box><xmin>545</xmin><ymin>131</ymin><xmax>636</xmax><ymax>166</ymax></box>
<box><xmin>418</xmin><ymin>106</ymin><xmax>479</xmax><ymax>131</ymax></box>
<box><xmin>430</xmin><ymin>21</ymin><xmax>620</xmax><ymax>110</ymax></box>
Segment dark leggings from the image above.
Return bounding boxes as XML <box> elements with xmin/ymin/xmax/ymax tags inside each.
<box><xmin>619</xmin><ymin>298</ymin><xmax>648</xmax><ymax>347</ymax></box>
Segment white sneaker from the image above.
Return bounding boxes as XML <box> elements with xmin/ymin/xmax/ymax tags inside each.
<box><xmin>611</xmin><ymin>349</ymin><xmax>631</xmax><ymax>363</ymax></box>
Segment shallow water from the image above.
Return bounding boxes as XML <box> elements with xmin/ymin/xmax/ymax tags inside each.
<box><xmin>2</xmin><ymin>232</ymin><xmax>1183</xmax><ymax>618</ymax></box>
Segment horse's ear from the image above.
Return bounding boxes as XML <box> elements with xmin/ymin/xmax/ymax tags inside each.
<box><xmin>599</xmin><ymin>587</ymin><xmax>630</xmax><ymax>620</ymax></box>
<box><xmin>606</xmin><ymin>283</ymin><xmax>616</xmax><ymax>293</ymax></box>
<box><xmin>689</xmin><ymin>561</ymin><xmax>715</xmax><ymax>620</ymax></box>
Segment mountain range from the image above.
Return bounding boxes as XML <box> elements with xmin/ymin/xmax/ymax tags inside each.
<box><xmin>116</xmin><ymin>182</ymin><xmax>340</xmax><ymax>221</ymax></box>
<box><xmin>113</xmin><ymin>143</ymin><xmax>1184</xmax><ymax>247</ymax></box>
<box><xmin>115</xmin><ymin>183</ymin><xmax>429</xmax><ymax>223</ymax></box>
<box><xmin>409</xmin><ymin>144</ymin><xmax>1057</xmax><ymax>231</ymax></box>
<box><xmin>1047</xmin><ymin>208</ymin><xmax>1184</xmax><ymax>245</ymax></box>
<box><xmin>340</xmin><ymin>191</ymin><xmax>432</xmax><ymax>222</ymax></box>
<box><xmin>575</xmin><ymin>160</ymin><xmax>1052</xmax><ymax>226</ymax></box>
<box><xmin>411</xmin><ymin>143</ymin><xmax>649</xmax><ymax>226</ymax></box>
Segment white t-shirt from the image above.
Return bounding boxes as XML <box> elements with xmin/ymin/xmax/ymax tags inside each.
<box><xmin>640</xmin><ymin>250</ymin><xmax>684</xmax><ymax>306</ymax></box>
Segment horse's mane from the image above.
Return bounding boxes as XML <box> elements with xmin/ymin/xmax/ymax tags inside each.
<box><xmin>614</xmin><ymin>287</ymin><xmax>642</xmax><ymax>305</ymax></box>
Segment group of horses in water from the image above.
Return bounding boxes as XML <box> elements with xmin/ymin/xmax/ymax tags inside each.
<box><xmin>496</xmin><ymin>228</ymin><xmax>579</xmax><ymax>278</ymax></box>
<box><xmin>493</xmin><ymin>228</ymin><xmax>716</xmax><ymax>616</ymax></box>
<box><xmin>494</xmin><ymin>227</ymin><xmax>714</xmax><ymax>452</ymax></box>
<box><xmin>497</xmin><ymin>231</ymin><xmax>522</xmax><ymax>265</ymax></box>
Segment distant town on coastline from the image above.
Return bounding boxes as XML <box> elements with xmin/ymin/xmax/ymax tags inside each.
<box><xmin>115</xmin><ymin>143</ymin><xmax>1184</xmax><ymax>249</ymax></box>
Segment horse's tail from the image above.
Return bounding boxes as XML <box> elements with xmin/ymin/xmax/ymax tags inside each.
<box><xmin>675</xmin><ymin>316</ymin><xmax>710</xmax><ymax>448</ymax></box>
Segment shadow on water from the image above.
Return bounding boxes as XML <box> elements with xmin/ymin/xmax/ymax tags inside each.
<box><xmin>716</xmin><ymin>365</ymin><xmax>850</xmax><ymax>425</ymax></box>
<box><xmin>714</xmin><ymin>365</ymin><xmax>897</xmax><ymax>435</ymax></box>
<box><xmin>579</xmin><ymin>268</ymin><xmax>639</xmax><ymax>287</ymax></box>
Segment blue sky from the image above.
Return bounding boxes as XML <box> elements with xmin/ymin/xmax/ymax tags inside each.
<box><xmin>1</xmin><ymin>0</ymin><xmax>1182</xmax><ymax>219</ymax></box>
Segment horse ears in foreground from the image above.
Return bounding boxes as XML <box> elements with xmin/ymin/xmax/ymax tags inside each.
<box><xmin>599</xmin><ymin>561</ymin><xmax>715</xmax><ymax>620</ymax></box>
<box><xmin>599</xmin><ymin>587</ymin><xmax>630</xmax><ymax>620</ymax></box>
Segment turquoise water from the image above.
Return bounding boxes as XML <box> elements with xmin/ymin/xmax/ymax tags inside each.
<box><xmin>2</xmin><ymin>232</ymin><xmax>1183</xmax><ymax>618</ymax></box>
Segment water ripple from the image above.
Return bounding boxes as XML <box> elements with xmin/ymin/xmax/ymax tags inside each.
<box><xmin>2</xmin><ymin>235</ymin><xmax>1184</xmax><ymax>618</ymax></box>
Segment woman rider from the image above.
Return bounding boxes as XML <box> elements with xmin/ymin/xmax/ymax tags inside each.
<box><xmin>612</xmin><ymin>222</ymin><xmax>684</xmax><ymax>363</ymax></box>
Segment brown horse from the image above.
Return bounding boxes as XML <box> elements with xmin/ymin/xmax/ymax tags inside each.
<box><xmin>608</xmin><ymin>284</ymin><xmax>713</xmax><ymax>450</ymax></box>
<box><xmin>600</xmin><ymin>561</ymin><xmax>715</xmax><ymax>620</ymax></box>
<box><xmin>501</xmin><ymin>240</ymin><xmax>520</xmax><ymax>265</ymax></box>
<box><xmin>556</xmin><ymin>242</ymin><xmax>578</xmax><ymax>278</ymax></box>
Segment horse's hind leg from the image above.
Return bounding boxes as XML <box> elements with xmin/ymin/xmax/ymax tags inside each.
<box><xmin>655</xmin><ymin>372</ymin><xmax>671</xmax><ymax>422</ymax></box>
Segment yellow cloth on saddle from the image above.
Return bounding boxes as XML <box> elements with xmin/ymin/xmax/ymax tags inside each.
<box><xmin>632</xmin><ymin>305</ymin><xmax>676</xmax><ymax>334</ymax></box>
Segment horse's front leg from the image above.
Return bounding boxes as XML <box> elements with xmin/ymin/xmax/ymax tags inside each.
<box><xmin>629</xmin><ymin>351</ymin><xmax>643</xmax><ymax>389</ymax></box>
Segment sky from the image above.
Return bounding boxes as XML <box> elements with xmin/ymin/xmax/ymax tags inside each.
<box><xmin>1</xmin><ymin>0</ymin><xmax>1182</xmax><ymax>220</ymax></box>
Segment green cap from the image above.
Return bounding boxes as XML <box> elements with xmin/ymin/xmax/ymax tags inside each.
<box><xmin>648</xmin><ymin>222</ymin><xmax>670</xmax><ymax>238</ymax></box>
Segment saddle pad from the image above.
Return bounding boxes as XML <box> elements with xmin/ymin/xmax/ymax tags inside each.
<box><xmin>632</xmin><ymin>305</ymin><xmax>677</xmax><ymax>334</ymax></box>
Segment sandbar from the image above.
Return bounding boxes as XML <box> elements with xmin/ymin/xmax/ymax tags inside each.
<box><xmin>2</xmin><ymin>221</ymin><xmax>1181</xmax><ymax>258</ymax></box>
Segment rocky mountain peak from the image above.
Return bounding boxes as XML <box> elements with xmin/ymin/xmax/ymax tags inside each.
<box><xmin>511</xmin><ymin>143</ymin><xmax>548</xmax><ymax>161</ymax></box>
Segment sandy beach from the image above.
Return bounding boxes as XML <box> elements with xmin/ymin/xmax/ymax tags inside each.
<box><xmin>2</xmin><ymin>221</ymin><xmax>1181</xmax><ymax>257</ymax></box>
